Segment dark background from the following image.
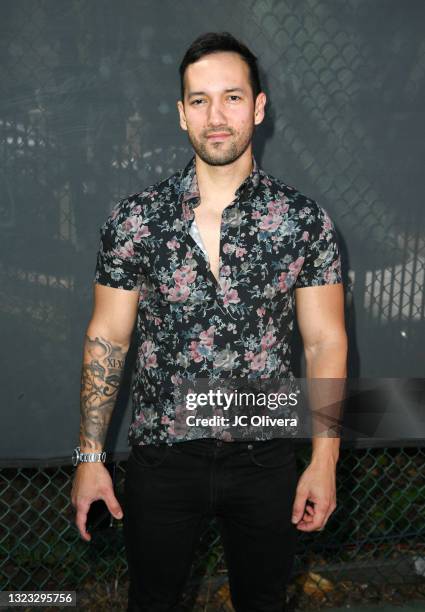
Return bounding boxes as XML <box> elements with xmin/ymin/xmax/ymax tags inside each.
<box><xmin>1</xmin><ymin>0</ymin><xmax>424</xmax><ymax>463</ymax></box>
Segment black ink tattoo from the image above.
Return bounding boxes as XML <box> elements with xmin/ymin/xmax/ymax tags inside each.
<box><xmin>79</xmin><ymin>335</ymin><xmax>128</xmax><ymax>452</ymax></box>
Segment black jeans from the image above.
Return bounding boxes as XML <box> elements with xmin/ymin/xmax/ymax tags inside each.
<box><xmin>123</xmin><ymin>437</ymin><xmax>298</xmax><ymax>612</ymax></box>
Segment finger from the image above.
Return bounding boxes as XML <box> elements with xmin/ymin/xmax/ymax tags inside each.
<box><xmin>303</xmin><ymin>512</ymin><xmax>314</xmax><ymax>522</ymax></box>
<box><xmin>75</xmin><ymin>506</ymin><xmax>91</xmax><ymax>541</ymax></box>
<box><xmin>305</xmin><ymin>505</ymin><xmax>315</xmax><ymax>516</ymax></box>
<box><xmin>103</xmin><ymin>492</ymin><xmax>124</xmax><ymax>520</ymax></box>
<box><xmin>297</xmin><ymin>502</ymin><xmax>321</xmax><ymax>525</ymax></box>
<box><xmin>291</xmin><ymin>490</ymin><xmax>308</xmax><ymax>524</ymax></box>
<box><xmin>298</xmin><ymin>507</ymin><xmax>314</xmax><ymax>522</ymax></box>
<box><xmin>296</xmin><ymin>505</ymin><xmax>328</xmax><ymax>531</ymax></box>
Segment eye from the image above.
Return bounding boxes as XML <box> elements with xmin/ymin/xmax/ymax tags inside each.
<box><xmin>191</xmin><ymin>99</ymin><xmax>205</xmax><ymax>105</ymax></box>
<box><xmin>228</xmin><ymin>95</ymin><xmax>241</xmax><ymax>101</ymax></box>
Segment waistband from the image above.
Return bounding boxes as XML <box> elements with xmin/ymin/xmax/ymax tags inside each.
<box><xmin>132</xmin><ymin>436</ymin><xmax>294</xmax><ymax>450</ymax></box>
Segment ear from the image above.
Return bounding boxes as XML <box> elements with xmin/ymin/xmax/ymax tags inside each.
<box><xmin>177</xmin><ymin>100</ymin><xmax>188</xmax><ymax>132</ymax></box>
<box><xmin>254</xmin><ymin>92</ymin><xmax>267</xmax><ymax>126</ymax></box>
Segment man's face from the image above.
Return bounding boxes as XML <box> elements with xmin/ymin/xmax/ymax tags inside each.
<box><xmin>177</xmin><ymin>52</ymin><xmax>266</xmax><ymax>167</ymax></box>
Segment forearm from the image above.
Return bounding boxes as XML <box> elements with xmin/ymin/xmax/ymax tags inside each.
<box><xmin>79</xmin><ymin>331</ymin><xmax>129</xmax><ymax>453</ymax></box>
<box><xmin>305</xmin><ymin>339</ymin><xmax>347</xmax><ymax>465</ymax></box>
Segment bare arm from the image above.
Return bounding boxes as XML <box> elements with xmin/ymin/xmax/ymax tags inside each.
<box><xmin>291</xmin><ymin>283</ymin><xmax>347</xmax><ymax>532</ymax></box>
<box><xmin>295</xmin><ymin>283</ymin><xmax>347</xmax><ymax>463</ymax></box>
<box><xmin>79</xmin><ymin>284</ymin><xmax>139</xmax><ymax>452</ymax></box>
<box><xmin>72</xmin><ymin>283</ymin><xmax>139</xmax><ymax>540</ymax></box>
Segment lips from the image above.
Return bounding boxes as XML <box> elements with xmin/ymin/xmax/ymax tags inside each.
<box><xmin>207</xmin><ymin>133</ymin><xmax>231</xmax><ymax>140</ymax></box>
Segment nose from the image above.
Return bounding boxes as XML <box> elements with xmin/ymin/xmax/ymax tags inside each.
<box><xmin>207</xmin><ymin>100</ymin><xmax>227</xmax><ymax>127</ymax></box>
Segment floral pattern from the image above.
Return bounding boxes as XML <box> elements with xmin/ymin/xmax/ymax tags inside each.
<box><xmin>94</xmin><ymin>154</ymin><xmax>342</xmax><ymax>446</ymax></box>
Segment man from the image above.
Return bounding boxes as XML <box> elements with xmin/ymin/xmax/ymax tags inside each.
<box><xmin>71</xmin><ymin>31</ymin><xmax>347</xmax><ymax>612</ymax></box>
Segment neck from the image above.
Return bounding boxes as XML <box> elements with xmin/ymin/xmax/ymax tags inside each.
<box><xmin>194</xmin><ymin>147</ymin><xmax>253</xmax><ymax>205</ymax></box>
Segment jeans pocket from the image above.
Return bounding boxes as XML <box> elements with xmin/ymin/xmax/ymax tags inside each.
<box><xmin>247</xmin><ymin>439</ymin><xmax>295</xmax><ymax>468</ymax></box>
<box><xmin>130</xmin><ymin>444</ymin><xmax>171</xmax><ymax>468</ymax></box>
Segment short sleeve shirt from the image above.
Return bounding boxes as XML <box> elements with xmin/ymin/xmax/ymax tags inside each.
<box><xmin>94</xmin><ymin>154</ymin><xmax>342</xmax><ymax>446</ymax></box>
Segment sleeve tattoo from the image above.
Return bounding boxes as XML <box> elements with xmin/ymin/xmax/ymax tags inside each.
<box><xmin>79</xmin><ymin>334</ymin><xmax>128</xmax><ymax>452</ymax></box>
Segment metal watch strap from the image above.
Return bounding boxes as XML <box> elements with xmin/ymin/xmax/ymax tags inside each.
<box><xmin>72</xmin><ymin>446</ymin><xmax>107</xmax><ymax>466</ymax></box>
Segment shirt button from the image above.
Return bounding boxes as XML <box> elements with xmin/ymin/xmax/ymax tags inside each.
<box><xmin>247</xmin><ymin>444</ymin><xmax>253</xmax><ymax>450</ymax></box>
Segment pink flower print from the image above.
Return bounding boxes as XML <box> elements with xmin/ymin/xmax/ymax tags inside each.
<box><xmin>134</xmin><ymin>411</ymin><xmax>146</xmax><ymax>425</ymax></box>
<box><xmin>220</xmin><ymin>265</ymin><xmax>231</xmax><ymax>277</ymax></box>
<box><xmin>260</xmin><ymin>331</ymin><xmax>277</xmax><ymax>351</ymax></box>
<box><xmin>168</xmin><ymin>284</ymin><xmax>190</xmax><ymax>302</ymax></box>
<box><xmin>167</xmin><ymin>421</ymin><xmax>176</xmax><ymax>436</ymax></box>
<box><xmin>173</xmin><ymin>265</ymin><xmax>197</xmax><ymax>285</ymax></box>
<box><xmin>139</xmin><ymin>284</ymin><xmax>149</xmax><ymax>300</ymax></box>
<box><xmin>167</xmin><ymin>238</ymin><xmax>180</xmax><ymax>250</ymax></box>
<box><xmin>267</xmin><ymin>198</ymin><xmax>289</xmax><ymax>215</ymax></box>
<box><xmin>222</xmin><ymin>243</ymin><xmax>235</xmax><ymax>254</ymax></box>
<box><xmin>302</xmin><ymin>231</ymin><xmax>309</xmax><ymax>241</ymax></box>
<box><xmin>289</xmin><ymin>256</ymin><xmax>305</xmax><ymax>275</ymax></box>
<box><xmin>189</xmin><ymin>340</ymin><xmax>203</xmax><ymax>363</ymax></box>
<box><xmin>145</xmin><ymin>353</ymin><xmax>157</xmax><ymax>369</ymax></box>
<box><xmin>122</xmin><ymin>216</ymin><xmax>141</xmax><ymax>232</ymax></box>
<box><xmin>171</xmin><ymin>373</ymin><xmax>183</xmax><ymax>385</ymax></box>
<box><xmin>298</xmin><ymin>207</ymin><xmax>310</xmax><ymax>219</ymax></box>
<box><xmin>161</xmin><ymin>415</ymin><xmax>170</xmax><ymax>424</ymax></box>
<box><xmin>235</xmin><ymin>247</ymin><xmax>247</xmax><ymax>258</ymax></box>
<box><xmin>251</xmin><ymin>210</ymin><xmax>261</xmax><ymax>219</ymax></box>
<box><xmin>160</xmin><ymin>284</ymin><xmax>169</xmax><ymax>294</ymax></box>
<box><xmin>223</xmin><ymin>289</ymin><xmax>240</xmax><ymax>306</ymax></box>
<box><xmin>199</xmin><ymin>326</ymin><xmax>215</xmax><ymax>347</ymax></box>
<box><xmin>220</xmin><ymin>278</ymin><xmax>240</xmax><ymax>306</ymax></box>
<box><xmin>319</xmin><ymin>214</ymin><xmax>333</xmax><ymax>239</ymax></box>
<box><xmin>219</xmin><ymin>278</ymin><xmax>232</xmax><ymax>293</ymax></box>
<box><xmin>141</xmin><ymin>340</ymin><xmax>158</xmax><ymax>369</ymax></box>
<box><xmin>257</xmin><ymin>306</ymin><xmax>266</xmax><ymax>317</ymax></box>
<box><xmin>114</xmin><ymin>240</ymin><xmax>134</xmax><ymax>258</ymax></box>
<box><xmin>182</xmin><ymin>202</ymin><xmax>193</xmax><ymax>221</ymax></box>
<box><xmin>244</xmin><ymin>350</ymin><xmax>255</xmax><ymax>362</ymax></box>
<box><xmin>323</xmin><ymin>214</ymin><xmax>332</xmax><ymax>232</ymax></box>
<box><xmin>259</xmin><ymin>214</ymin><xmax>282</xmax><ymax>231</ymax></box>
<box><xmin>134</xmin><ymin>225</ymin><xmax>150</xmax><ymax>241</ymax></box>
<box><xmin>250</xmin><ymin>351</ymin><xmax>268</xmax><ymax>371</ymax></box>
<box><xmin>278</xmin><ymin>272</ymin><xmax>289</xmax><ymax>292</ymax></box>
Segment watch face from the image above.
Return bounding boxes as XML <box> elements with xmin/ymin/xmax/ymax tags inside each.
<box><xmin>72</xmin><ymin>447</ymin><xmax>80</xmax><ymax>467</ymax></box>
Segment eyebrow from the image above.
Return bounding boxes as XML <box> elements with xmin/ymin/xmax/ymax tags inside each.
<box><xmin>187</xmin><ymin>87</ymin><xmax>246</xmax><ymax>98</ymax></box>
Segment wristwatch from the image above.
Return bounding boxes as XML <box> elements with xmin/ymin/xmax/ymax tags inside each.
<box><xmin>72</xmin><ymin>446</ymin><xmax>107</xmax><ymax>466</ymax></box>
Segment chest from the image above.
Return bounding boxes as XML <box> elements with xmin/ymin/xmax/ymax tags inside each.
<box><xmin>192</xmin><ymin>205</ymin><xmax>226</xmax><ymax>283</ymax></box>
<box><xmin>139</xmin><ymin>198</ymin><xmax>308</xmax><ymax>311</ymax></box>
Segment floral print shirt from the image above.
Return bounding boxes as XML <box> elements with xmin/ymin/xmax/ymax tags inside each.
<box><xmin>94</xmin><ymin>154</ymin><xmax>342</xmax><ymax>446</ymax></box>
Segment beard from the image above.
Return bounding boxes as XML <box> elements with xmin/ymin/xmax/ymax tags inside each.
<box><xmin>186</xmin><ymin>120</ymin><xmax>255</xmax><ymax>167</ymax></box>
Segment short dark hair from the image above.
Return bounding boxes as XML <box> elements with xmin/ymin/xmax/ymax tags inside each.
<box><xmin>179</xmin><ymin>31</ymin><xmax>262</xmax><ymax>103</ymax></box>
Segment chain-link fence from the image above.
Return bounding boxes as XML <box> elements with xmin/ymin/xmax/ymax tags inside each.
<box><xmin>1</xmin><ymin>1</ymin><xmax>424</xmax><ymax>609</ymax></box>
<box><xmin>1</xmin><ymin>443</ymin><xmax>424</xmax><ymax>610</ymax></box>
<box><xmin>2</xmin><ymin>0</ymin><xmax>425</xmax><ymax>461</ymax></box>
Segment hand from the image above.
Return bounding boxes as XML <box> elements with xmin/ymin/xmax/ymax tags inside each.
<box><xmin>291</xmin><ymin>457</ymin><xmax>337</xmax><ymax>531</ymax></box>
<box><xmin>71</xmin><ymin>463</ymin><xmax>123</xmax><ymax>542</ymax></box>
